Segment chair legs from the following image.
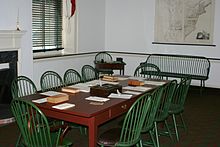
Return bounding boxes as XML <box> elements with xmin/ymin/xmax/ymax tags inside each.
<box><xmin>171</xmin><ymin>113</ymin><xmax>187</xmax><ymax>142</ymax></box>
<box><xmin>180</xmin><ymin>113</ymin><xmax>187</xmax><ymax>131</ymax></box>
<box><xmin>172</xmin><ymin>114</ymin><xmax>179</xmax><ymax>141</ymax></box>
<box><xmin>99</xmin><ymin>140</ymin><xmax>143</xmax><ymax>147</ymax></box>
<box><xmin>154</xmin><ymin>122</ymin><xmax>160</xmax><ymax>147</ymax></box>
<box><xmin>164</xmin><ymin>120</ymin><xmax>174</xmax><ymax>142</ymax></box>
<box><xmin>153</xmin><ymin>120</ymin><xmax>174</xmax><ymax>147</ymax></box>
<box><xmin>142</xmin><ymin>130</ymin><xmax>157</xmax><ymax>147</ymax></box>
<box><xmin>16</xmin><ymin>133</ymin><xmax>21</xmax><ymax>147</ymax></box>
<box><xmin>143</xmin><ymin>129</ymin><xmax>157</xmax><ymax>147</ymax></box>
<box><xmin>79</xmin><ymin>126</ymin><xmax>87</xmax><ymax>135</ymax></box>
<box><xmin>136</xmin><ymin>140</ymin><xmax>143</xmax><ymax>147</ymax></box>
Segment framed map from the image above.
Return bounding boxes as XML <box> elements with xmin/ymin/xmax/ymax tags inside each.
<box><xmin>154</xmin><ymin>0</ymin><xmax>215</xmax><ymax>45</ymax></box>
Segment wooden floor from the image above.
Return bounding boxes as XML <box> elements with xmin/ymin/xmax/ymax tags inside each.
<box><xmin>0</xmin><ymin>86</ymin><xmax>220</xmax><ymax>147</ymax></box>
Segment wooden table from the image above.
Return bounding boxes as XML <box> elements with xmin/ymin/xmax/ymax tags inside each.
<box><xmin>95</xmin><ymin>62</ymin><xmax>126</xmax><ymax>75</ymax></box>
<box><xmin>23</xmin><ymin>78</ymin><xmax>165</xmax><ymax>147</ymax></box>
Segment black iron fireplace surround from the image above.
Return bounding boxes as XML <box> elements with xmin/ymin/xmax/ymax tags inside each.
<box><xmin>0</xmin><ymin>51</ymin><xmax>18</xmax><ymax>126</ymax></box>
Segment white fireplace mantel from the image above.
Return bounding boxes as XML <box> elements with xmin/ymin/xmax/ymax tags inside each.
<box><xmin>0</xmin><ymin>30</ymin><xmax>26</xmax><ymax>51</ymax></box>
<box><xmin>0</xmin><ymin>30</ymin><xmax>26</xmax><ymax>74</ymax></box>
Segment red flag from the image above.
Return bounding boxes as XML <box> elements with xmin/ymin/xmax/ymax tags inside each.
<box><xmin>71</xmin><ymin>0</ymin><xmax>76</xmax><ymax>17</ymax></box>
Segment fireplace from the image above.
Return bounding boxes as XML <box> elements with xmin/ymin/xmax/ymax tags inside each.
<box><xmin>0</xmin><ymin>30</ymin><xmax>25</xmax><ymax>125</ymax></box>
<box><xmin>0</xmin><ymin>51</ymin><xmax>18</xmax><ymax>104</ymax></box>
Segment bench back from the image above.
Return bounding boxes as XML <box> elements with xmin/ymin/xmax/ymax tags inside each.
<box><xmin>146</xmin><ymin>54</ymin><xmax>210</xmax><ymax>80</ymax></box>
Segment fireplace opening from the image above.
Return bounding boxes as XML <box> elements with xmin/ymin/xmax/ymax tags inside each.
<box><xmin>0</xmin><ymin>68</ymin><xmax>12</xmax><ymax>104</ymax></box>
<box><xmin>0</xmin><ymin>51</ymin><xmax>18</xmax><ymax>104</ymax></box>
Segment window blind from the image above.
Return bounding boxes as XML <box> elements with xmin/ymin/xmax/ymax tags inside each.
<box><xmin>32</xmin><ymin>0</ymin><xmax>63</xmax><ymax>52</ymax></box>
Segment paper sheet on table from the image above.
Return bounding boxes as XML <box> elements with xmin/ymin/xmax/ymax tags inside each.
<box><xmin>32</xmin><ymin>98</ymin><xmax>47</xmax><ymax>103</ymax></box>
<box><xmin>70</xmin><ymin>83</ymin><xmax>90</xmax><ymax>92</ymax></box>
<box><xmin>84</xmin><ymin>80</ymin><xmax>99</xmax><ymax>87</ymax></box>
<box><xmin>108</xmin><ymin>93</ymin><xmax>132</xmax><ymax>99</ymax></box>
<box><xmin>123</xmin><ymin>90</ymin><xmax>142</xmax><ymax>95</ymax></box>
<box><xmin>85</xmin><ymin>96</ymin><xmax>110</xmax><ymax>102</ymax></box>
<box><xmin>40</xmin><ymin>91</ymin><xmax>65</xmax><ymax>96</ymax></box>
<box><xmin>123</xmin><ymin>86</ymin><xmax>152</xmax><ymax>92</ymax></box>
<box><xmin>144</xmin><ymin>80</ymin><xmax>166</xmax><ymax>86</ymax></box>
<box><xmin>52</xmin><ymin>103</ymin><xmax>75</xmax><ymax>110</ymax></box>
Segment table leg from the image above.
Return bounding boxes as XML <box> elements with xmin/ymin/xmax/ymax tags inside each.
<box><xmin>120</xmin><ymin>69</ymin><xmax>124</xmax><ymax>75</ymax></box>
<box><xmin>88</xmin><ymin>118</ymin><xmax>97</xmax><ymax>147</ymax></box>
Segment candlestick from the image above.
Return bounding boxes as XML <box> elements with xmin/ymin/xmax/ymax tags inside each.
<box><xmin>16</xmin><ymin>8</ymin><xmax>20</xmax><ymax>31</ymax></box>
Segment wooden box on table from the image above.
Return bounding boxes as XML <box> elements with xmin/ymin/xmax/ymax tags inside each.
<box><xmin>90</xmin><ymin>84</ymin><xmax>122</xmax><ymax>97</ymax></box>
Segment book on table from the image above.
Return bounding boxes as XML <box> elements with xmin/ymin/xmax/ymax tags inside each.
<box><xmin>47</xmin><ymin>94</ymin><xmax>69</xmax><ymax>104</ymax></box>
<box><xmin>62</xmin><ymin>87</ymin><xmax>80</xmax><ymax>93</ymax></box>
<box><xmin>128</xmin><ymin>79</ymin><xmax>144</xmax><ymax>86</ymax></box>
<box><xmin>102</xmin><ymin>75</ymin><xmax>118</xmax><ymax>82</ymax></box>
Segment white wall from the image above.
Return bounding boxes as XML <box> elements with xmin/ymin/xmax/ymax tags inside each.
<box><xmin>105</xmin><ymin>0</ymin><xmax>220</xmax><ymax>88</ymax></box>
<box><xmin>77</xmin><ymin>0</ymin><xmax>105</xmax><ymax>52</ymax></box>
<box><xmin>33</xmin><ymin>54</ymin><xmax>95</xmax><ymax>90</ymax></box>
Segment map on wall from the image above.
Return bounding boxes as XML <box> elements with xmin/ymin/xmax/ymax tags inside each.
<box><xmin>154</xmin><ymin>0</ymin><xmax>215</xmax><ymax>45</ymax></box>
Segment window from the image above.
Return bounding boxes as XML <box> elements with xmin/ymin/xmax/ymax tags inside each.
<box><xmin>32</xmin><ymin>0</ymin><xmax>63</xmax><ymax>52</ymax></box>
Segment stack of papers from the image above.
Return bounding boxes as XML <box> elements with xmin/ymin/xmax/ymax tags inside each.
<box><xmin>85</xmin><ymin>96</ymin><xmax>110</xmax><ymax>102</ymax></box>
<box><xmin>84</xmin><ymin>80</ymin><xmax>99</xmax><ymax>87</ymax></box>
<box><xmin>123</xmin><ymin>86</ymin><xmax>152</xmax><ymax>92</ymax></box>
<box><xmin>144</xmin><ymin>80</ymin><xmax>166</xmax><ymax>85</ymax></box>
<box><xmin>70</xmin><ymin>83</ymin><xmax>90</xmax><ymax>92</ymax></box>
<box><xmin>108</xmin><ymin>93</ymin><xmax>132</xmax><ymax>99</ymax></box>
<box><xmin>52</xmin><ymin>103</ymin><xmax>75</xmax><ymax>110</ymax></box>
<box><xmin>117</xmin><ymin>77</ymin><xmax>129</xmax><ymax>81</ymax></box>
<box><xmin>40</xmin><ymin>91</ymin><xmax>65</xmax><ymax>96</ymax></box>
<box><xmin>32</xmin><ymin>98</ymin><xmax>47</xmax><ymax>103</ymax></box>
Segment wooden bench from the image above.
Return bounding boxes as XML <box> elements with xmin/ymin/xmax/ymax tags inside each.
<box><xmin>143</xmin><ymin>54</ymin><xmax>211</xmax><ymax>92</ymax></box>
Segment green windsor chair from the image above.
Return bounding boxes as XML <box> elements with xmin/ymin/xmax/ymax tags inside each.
<box><xmin>10</xmin><ymin>98</ymin><xmax>72</xmax><ymax>147</ymax></box>
<box><xmin>168</xmin><ymin>76</ymin><xmax>191</xmax><ymax>141</ymax></box>
<box><xmin>97</xmin><ymin>92</ymin><xmax>153</xmax><ymax>147</ymax></box>
<box><xmin>11</xmin><ymin>76</ymin><xmax>37</xmax><ymax>99</ymax></box>
<box><xmin>141</xmin><ymin>86</ymin><xmax>164</xmax><ymax>147</ymax></box>
<box><xmin>11</xmin><ymin>75</ymin><xmax>38</xmax><ymax>146</ymax></box>
<box><xmin>153</xmin><ymin>80</ymin><xmax>177</xmax><ymax>147</ymax></box>
<box><xmin>40</xmin><ymin>71</ymin><xmax>64</xmax><ymax>92</ymax></box>
<box><xmin>81</xmin><ymin>65</ymin><xmax>99</xmax><ymax>82</ymax></box>
<box><xmin>94</xmin><ymin>51</ymin><xmax>114</xmax><ymax>75</ymax></box>
<box><xmin>64</xmin><ymin>69</ymin><xmax>82</xmax><ymax>86</ymax></box>
<box><xmin>134</xmin><ymin>63</ymin><xmax>162</xmax><ymax>80</ymax></box>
